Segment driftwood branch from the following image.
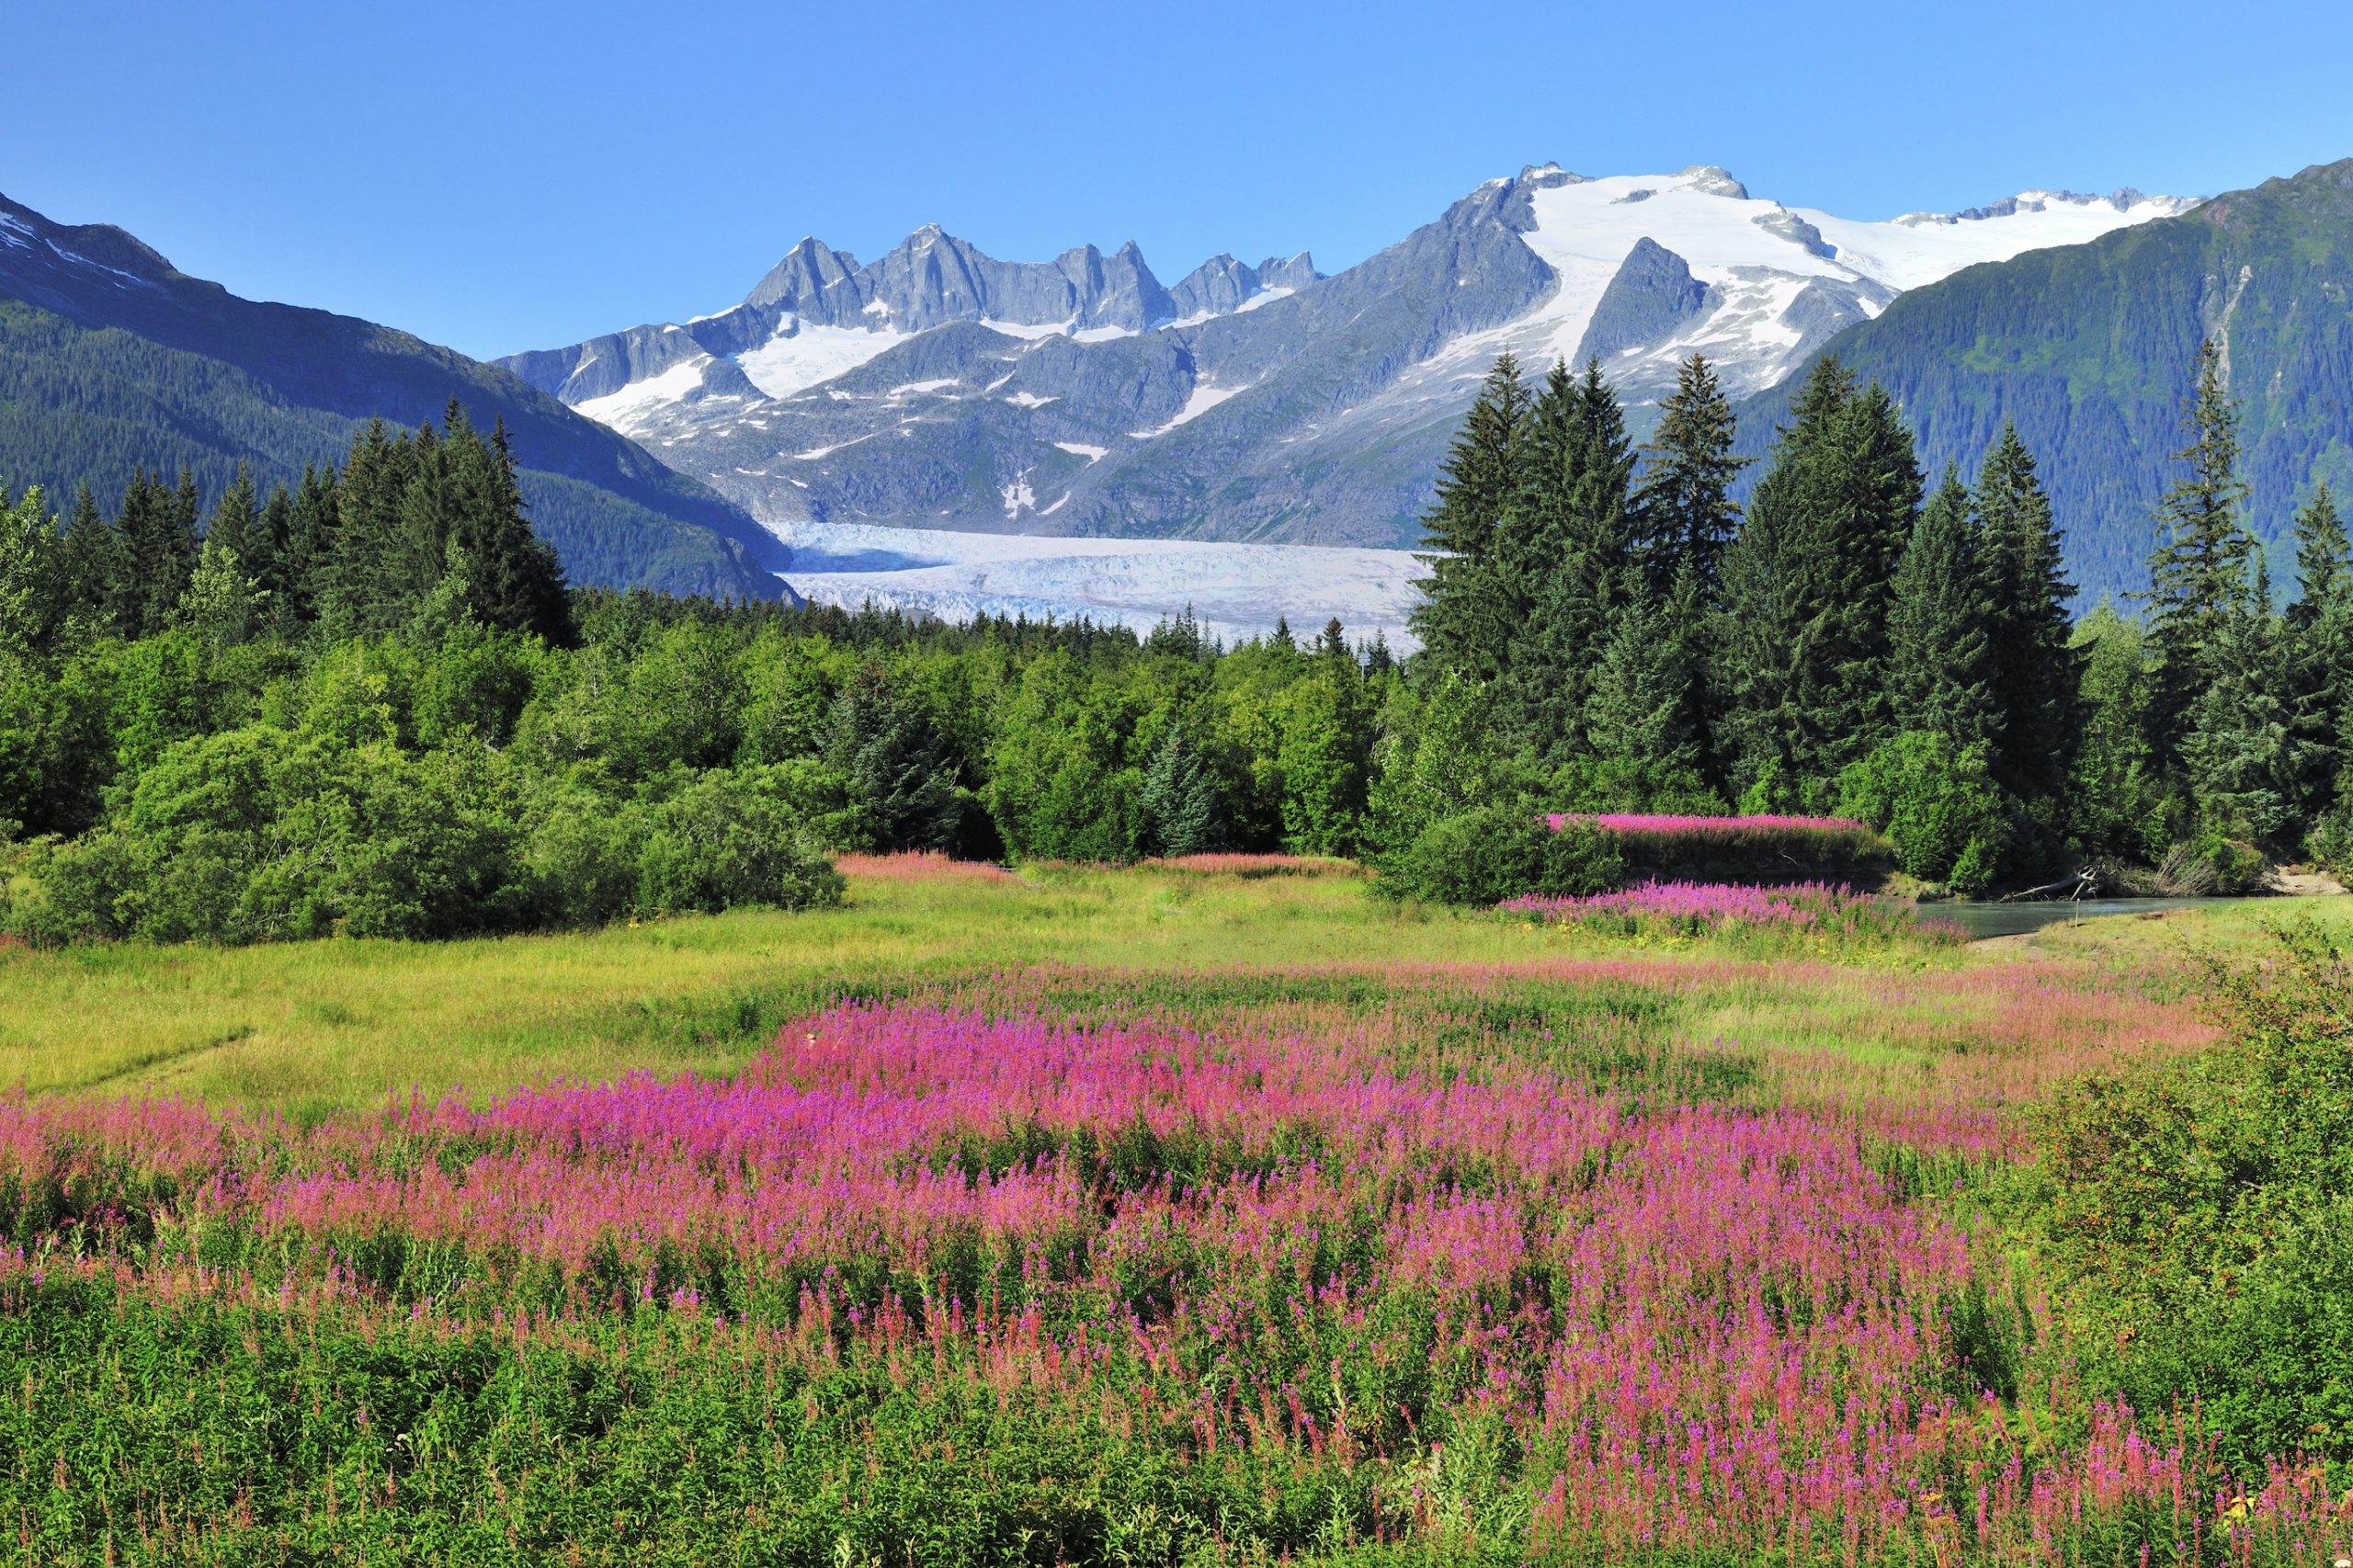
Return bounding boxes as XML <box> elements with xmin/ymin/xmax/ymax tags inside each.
<box><xmin>2001</xmin><ymin>869</ymin><xmax>2097</xmax><ymax>903</ymax></box>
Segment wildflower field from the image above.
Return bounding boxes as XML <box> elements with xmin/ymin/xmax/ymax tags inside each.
<box><xmin>0</xmin><ymin>858</ymin><xmax>2347</xmax><ymax>1563</ymax></box>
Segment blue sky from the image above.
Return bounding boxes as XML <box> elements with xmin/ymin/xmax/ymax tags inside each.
<box><xmin>8</xmin><ymin>0</ymin><xmax>2349</xmax><ymax>360</ymax></box>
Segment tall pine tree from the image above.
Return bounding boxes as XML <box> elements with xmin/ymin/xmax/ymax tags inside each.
<box><xmin>1886</xmin><ymin>464</ymin><xmax>1995</xmax><ymax>745</ymax></box>
<box><xmin>1500</xmin><ymin>358</ymin><xmax>1634</xmax><ymax>761</ymax></box>
<box><xmin>2146</xmin><ymin>338</ymin><xmax>2256</xmax><ymax>760</ymax></box>
<box><xmin>1411</xmin><ymin>354</ymin><xmax>1531</xmax><ymax>682</ymax></box>
<box><xmin>1630</xmin><ymin>352</ymin><xmax>1745</xmax><ymax>600</ymax></box>
<box><xmin>1975</xmin><ymin>421</ymin><xmax>2082</xmax><ymax>802</ymax></box>
<box><xmin>2285</xmin><ymin>484</ymin><xmax>2353</xmax><ymax>824</ymax></box>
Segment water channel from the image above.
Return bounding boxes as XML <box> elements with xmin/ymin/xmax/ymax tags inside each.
<box><xmin>1926</xmin><ymin>897</ymin><xmax>2254</xmax><ymax>940</ymax></box>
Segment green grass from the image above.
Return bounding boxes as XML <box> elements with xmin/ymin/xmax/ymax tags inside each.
<box><xmin>0</xmin><ymin>866</ymin><xmax>1565</xmax><ymax>1109</ymax></box>
<box><xmin>5</xmin><ymin>861</ymin><xmax>2344</xmax><ymax>1118</ymax></box>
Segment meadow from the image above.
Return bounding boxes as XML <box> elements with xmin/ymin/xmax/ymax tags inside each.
<box><xmin>1</xmin><ymin>859</ymin><xmax>2348</xmax><ymax>1563</ymax></box>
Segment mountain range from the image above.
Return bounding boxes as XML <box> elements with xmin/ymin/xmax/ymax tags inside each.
<box><xmin>0</xmin><ymin>193</ymin><xmax>788</xmax><ymax>602</ymax></box>
<box><xmin>1733</xmin><ymin>158</ymin><xmax>2353</xmax><ymax>600</ymax></box>
<box><xmin>495</xmin><ymin>166</ymin><xmax>2193</xmax><ymax>616</ymax></box>
<box><xmin>14</xmin><ymin>158</ymin><xmax>2353</xmax><ymax>637</ymax></box>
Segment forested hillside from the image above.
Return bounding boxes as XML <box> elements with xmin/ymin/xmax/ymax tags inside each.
<box><xmin>8</xmin><ymin>330</ymin><xmax>2350</xmax><ymax>945</ymax></box>
<box><xmin>1735</xmin><ymin>158</ymin><xmax>2353</xmax><ymax>602</ymax></box>
<box><xmin>0</xmin><ymin>194</ymin><xmax>785</xmax><ymax>602</ymax></box>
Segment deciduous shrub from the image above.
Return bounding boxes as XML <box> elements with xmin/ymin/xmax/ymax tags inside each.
<box><xmin>1378</xmin><ymin>805</ymin><xmax>1622</xmax><ymax>905</ymax></box>
<box><xmin>2037</xmin><ymin>917</ymin><xmax>2353</xmax><ymax>1471</ymax></box>
<box><xmin>1838</xmin><ymin>731</ymin><xmax>2008</xmax><ymax>892</ymax></box>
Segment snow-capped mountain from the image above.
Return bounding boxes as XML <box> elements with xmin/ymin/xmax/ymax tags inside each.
<box><xmin>497</xmin><ymin>165</ymin><xmax>2190</xmax><ymax>635</ymax></box>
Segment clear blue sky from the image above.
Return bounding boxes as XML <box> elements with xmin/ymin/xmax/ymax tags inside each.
<box><xmin>7</xmin><ymin>0</ymin><xmax>2349</xmax><ymax>360</ymax></box>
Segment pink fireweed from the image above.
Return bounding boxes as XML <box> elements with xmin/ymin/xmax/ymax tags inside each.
<box><xmin>0</xmin><ymin>983</ymin><xmax>2294</xmax><ymax>1557</ymax></box>
<box><xmin>1503</xmin><ymin>879</ymin><xmax>1949</xmax><ymax>945</ymax></box>
<box><xmin>834</xmin><ymin>850</ymin><xmax>1015</xmax><ymax>881</ymax></box>
<box><xmin>1548</xmin><ymin>812</ymin><xmax>1891</xmax><ymax>866</ymax></box>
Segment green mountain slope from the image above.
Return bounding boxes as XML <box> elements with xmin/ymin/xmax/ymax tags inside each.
<box><xmin>0</xmin><ymin>193</ymin><xmax>788</xmax><ymax>601</ymax></box>
<box><xmin>1735</xmin><ymin>159</ymin><xmax>2353</xmax><ymax>604</ymax></box>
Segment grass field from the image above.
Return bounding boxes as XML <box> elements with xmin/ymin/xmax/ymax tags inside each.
<box><xmin>3</xmin><ymin>857</ymin><xmax>2301</xmax><ymax>1115</ymax></box>
<box><xmin>3</xmin><ymin>862</ymin><xmax>2349</xmax><ymax>1562</ymax></box>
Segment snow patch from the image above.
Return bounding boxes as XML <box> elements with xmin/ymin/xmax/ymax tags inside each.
<box><xmin>1000</xmin><ymin>468</ymin><xmax>1038</xmax><ymax>519</ymax></box>
<box><xmin>1052</xmin><ymin>441</ymin><xmax>1109</xmax><ymax>463</ymax></box>
<box><xmin>733</xmin><ymin>321</ymin><xmax>908</xmax><ymax>400</ymax></box>
<box><xmin>1131</xmin><ymin>381</ymin><xmax>1250</xmax><ymax>439</ymax></box>
<box><xmin>571</xmin><ymin>358</ymin><xmax>712</xmax><ymax>433</ymax></box>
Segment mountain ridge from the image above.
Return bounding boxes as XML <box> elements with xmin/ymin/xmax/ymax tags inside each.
<box><xmin>496</xmin><ymin>166</ymin><xmax>2191</xmax><ymax>592</ymax></box>
<box><xmin>0</xmin><ymin>192</ymin><xmax>791</xmax><ymax>602</ymax></box>
<box><xmin>1731</xmin><ymin>157</ymin><xmax>2353</xmax><ymax>603</ymax></box>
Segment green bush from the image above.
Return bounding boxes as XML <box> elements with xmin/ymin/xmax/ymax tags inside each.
<box><xmin>2037</xmin><ymin>918</ymin><xmax>2353</xmax><ymax>1471</ymax></box>
<box><xmin>1837</xmin><ymin>731</ymin><xmax>2008</xmax><ymax>892</ymax></box>
<box><xmin>1377</xmin><ymin>806</ymin><xmax>1623</xmax><ymax>905</ymax></box>
<box><xmin>633</xmin><ymin>771</ymin><xmax>844</xmax><ymax>915</ymax></box>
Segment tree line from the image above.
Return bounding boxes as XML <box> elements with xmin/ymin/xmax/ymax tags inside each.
<box><xmin>3</xmin><ymin>343</ymin><xmax>2347</xmax><ymax>944</ymax></box>
<box><xmin>1410</xmin><ymin>342</ymin><xmax>2352</xmax><ymax>892</ymax></box>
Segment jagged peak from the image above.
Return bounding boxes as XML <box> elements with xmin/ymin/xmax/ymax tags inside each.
<box><xmin>1677</xmin><ymin>165</ymin><xmax>1750</xmax><ymax>199</ymax></box>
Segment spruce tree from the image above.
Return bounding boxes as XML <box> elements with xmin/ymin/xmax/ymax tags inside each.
<box><xmin>252</xmin><ymin>483</ymin><xmax>297</xmax><ymax>631</ymax></box>
<box><xmin>2146</xmin><ymin>338</ymin><xmax>2256</xmax><ymax>759</ymax></box>
<box><xmin>2285</xmin><ymin>484</ymin><xmax>2353</xmax><ymax>821</ymax></box>
<box><xmin>280</xmin><ymin>461</ymin><xmax>342</xmax><ymax>631</ymax></box>
<box><xmin>1719</xmin><ymin>358</ymin><xmax>1919</xmax><ymax>798</ymax></box>
<box><xmin>115</xmin><ymin>468</ymin><xmax>199</xmax><ymax>637</ymax></box>
<box><xmin>1717</xmin><ymin>453</ymin><xmax>1808</xmax><ymax>805</ymax></box>
<box><xmin>1410</xmin><ymin>353</ymin><xmax>1531</xmax><ymax>681</ymax></box>
<box><xmin>1886</xmin><ymin>465</ymin><xmax>1995</xmax><ymax>745</ymax></box>
<box><xmin>204</xmin><ymin>462</ymin><xmax>257</xmax><ymax>563</ymax></box>
<box><xmin>1975</xmin><ymin>421</ymin><xmax>2082</xmax><ymax>802</ymax></box>
<box><xmin>59</xmin><ymin>481</ymin><xmax>126</xmax><ymax>635</ymax></box>
<box><xmin>1142</xmin><ymin>726</ymin><xmax>1224</xmax><ymax>856</ymax></box>
<box><xmin>1790</xmin><ymin>380</ymin><xmax>1921</xmax><ymax>773</ymax></box>
<box><xmin>1630</xmin><ymin>352</ymin><xmax>1745</xmax><ymax>599</ymax></box>
<box><xmin>1582</xmin><ymin>563</ymin><xmax>1711</xmax><ymax>805</ymax></box>
<box><xmin>1500</xmin><ymin>359</ymin><xmax>1635</xmax><ymax>762</ymax></box>
<box><xmin>2181</xmin><ymin>561</ymin><xmax>2297</xmax><ymax>846</ymax></box>
<box><xmin>464</xmin><ymin>419</ymin><xmax>571</xmax><ymax>644</ymax></box>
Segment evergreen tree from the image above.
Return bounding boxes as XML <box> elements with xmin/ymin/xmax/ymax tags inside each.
<box><xmin>1410</xmin><ymin>353</ymin><xmax>1531</xmax><ymax>681</ymax></box>
<box><xmin>204</xmin><ymin>462</ymin><xmax>257</xmax><ymax>564</ymax></box>
<box><xmin>2182</xmin><ymin>562</ymin><xmax>2297</xmax><ymax>846</ymax></box>
<box><xmin>321</xmin><ymin>420</ymin><xmax>414</xmax><ymax>638</ymax></box>
<box><xmin>1630</xmin><ymin>352</ymin><xmax>1746</xmax><ymax>599</ymax></box>
<box><xmin>1499</xmin><ymin>358</ymin><xmax>1635</xmax><ymax>762</ymax></box>
<box><xmin>280</xmin><ymin>461</ymin><xmax>342</xmax><ymax>631</ymax></box>
<box><xmin>2146</xmin><ymin>338</ymin><xmax>2256</xmax><ymax>758</ymax></box>
<box><xmin>1975</xmin><ymin>421</ymin><xmax>2082</xmax><ymax>801</ymax></box>
<box><xmin>1580</xmin><ymin>563</ymin><xmax>1711</xmax><ymax>805</ymax></box>
<box><xmin>1886</xmin><ymin>465</ymin><xmax>1996</xmax><ymax>745</ymax></box>
<box><xmin>454</xmin><ymin>415</ymin><xmax>571</xmax><ymax>644</ymax></box>
<box><xmin>252</xmin><ymin>483</ymin><xmax>297</xmax><ymax>631</ymax></box>
<box><xmin>1718</xmin><ymin>358</ymin><xmax>1918</xmax><ymax>799</ymax></box>
<box><xmin>2285</xmin><ymin>484</ymin><xmax>2353</xmax><ymax>821</ymax></box>
<box><xmin>826</xmin><ymin>664</ymin><xmax>962</xmax><ymax>852</ymax></box>
<box><xmin>1141</xmin><ymin>725</ymin><xmax>1224</xmax><ymax>856</ymax></box>
<box><xmin>1717</xmin><ymin>444</ymin><xmax>1809</xmax><ymax>805</ymax></box>
<box><xmin>58</xmin><ymin>481</ymin><xmax>126</xmax><ymax>635</ymax></box>
<box><xmin>116</xmin><ymin>467</ymin><xmax>201</xmax><ymax>637</ymax></box>
<box><xmin>1790</xmin><ymin>380</ymin><xmax>1921</xmax><ymax>774</ymax></box>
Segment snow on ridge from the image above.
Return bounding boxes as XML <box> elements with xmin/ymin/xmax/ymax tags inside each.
<box><xmin>572</xmin><ymin>358</ymin><xmax>712</xmax><ymax>433</ymax></box>
<box><xmin>735</xmin><ymin>322</ymin><xmax>908</xmax><ymax>401</ymax></box>
<box><xmin>1130</xmin><ymin>381</ymin><xmax>1250</xmax><ymax>439</ymax></box>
